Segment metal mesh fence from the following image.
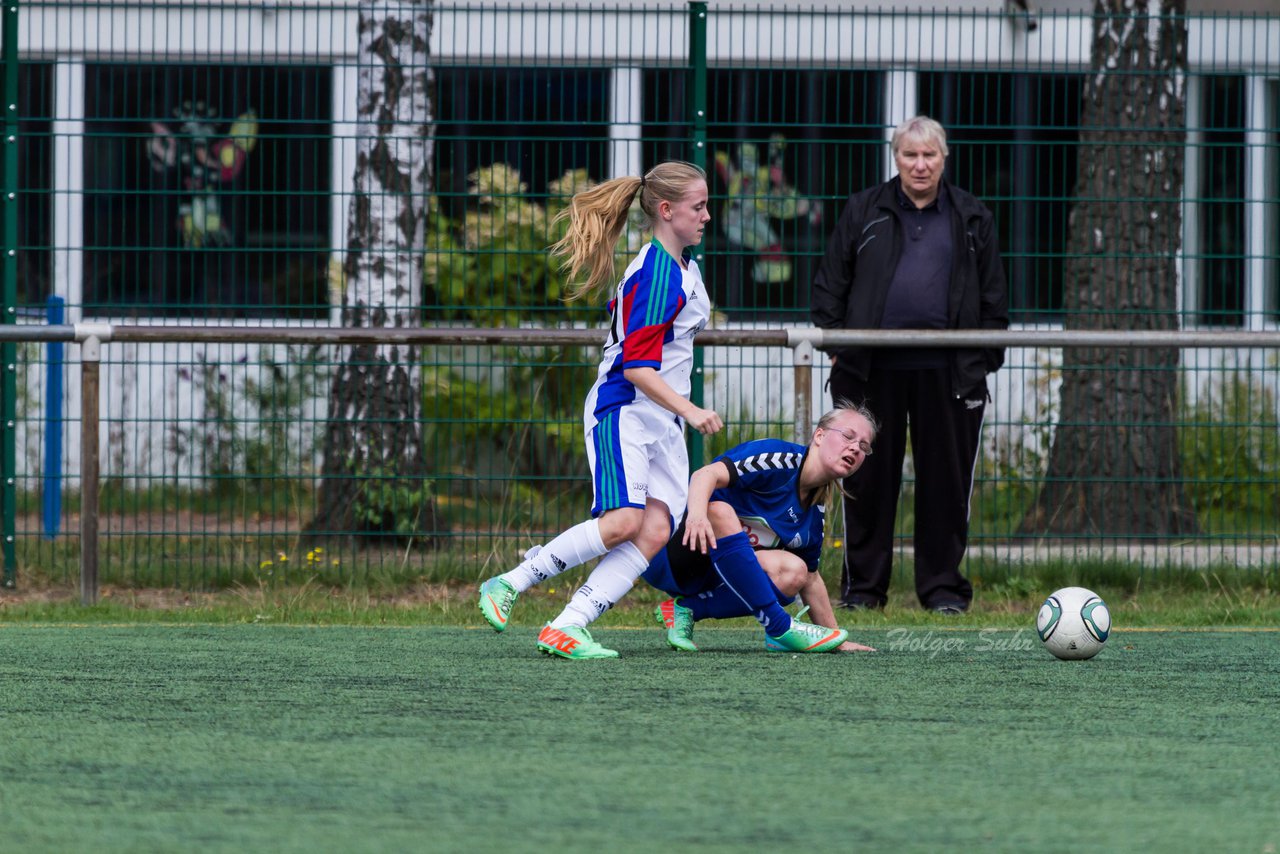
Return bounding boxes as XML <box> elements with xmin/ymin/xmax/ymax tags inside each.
<box><xmin>3</xmin><ymin>3</ymin><xmax>1279</xmax><ymax>589</ymax></box>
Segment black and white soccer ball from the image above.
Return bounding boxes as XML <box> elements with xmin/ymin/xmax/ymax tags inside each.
<box><xmin>1036</xmin><ymin>586</ymin><xmax>1111</xmax><ymax>660</ymax></box>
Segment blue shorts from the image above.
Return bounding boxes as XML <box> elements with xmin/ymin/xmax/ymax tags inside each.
<box><xmin>640</xmin><ymin>546</ymin><xmax>716</xmax><ymax>598</ymax></box>
<box><xmin>640</xmin><ymin>519</ymin><xmax>795</xmax><ymax>607</ymax></box>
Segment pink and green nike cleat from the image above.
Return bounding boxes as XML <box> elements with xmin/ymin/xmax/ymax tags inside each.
<box><xmin>764</xmin><ymin>620</ymin><xmax>848</xmax><ymax>653</ymax></box>
<box><xmin>478</xmin><ymin>576</ymin><xmax>519</xmax><ymax>632</ymax></box>
<box><xmin>537</xmin><ymin>624</ymin><xmax>619</xmax><ymax>660</ymax></box>
<box><xmin>654</xmin><ymin>598</ymin><xmax>697</xmax><ymax>652</ymax></box>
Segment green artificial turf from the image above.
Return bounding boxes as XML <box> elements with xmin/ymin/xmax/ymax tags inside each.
<box><xmin>1</xmin><ymin>624</ymin><xmax>1277</xmax><ymax>852</ymax></box>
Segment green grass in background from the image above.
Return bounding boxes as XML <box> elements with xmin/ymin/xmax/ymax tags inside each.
<box><xmin>4</xmin><ymin>554</ymin><xmax>1278</xmax><ymax>630</ymax></box>
<box><xmin>0</xmin><ymin>625</ymin><xmax>1276</xmax><ymax>852</ymax></box>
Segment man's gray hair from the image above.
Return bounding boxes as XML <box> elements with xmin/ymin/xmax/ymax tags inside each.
<box><xmin>891</xmin><ymin>115</ymin><xmax>949</xmax><ymax>158</ymax></box>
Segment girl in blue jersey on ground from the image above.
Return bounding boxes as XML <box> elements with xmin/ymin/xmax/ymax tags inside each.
<box><xmin>478</xmin><ymin>161</ymin><xmax>723</xmax><ymax>660</ymax></box>
<box><xmin>645</xmin><ymin>402</ymin><xmax>879</xmax><ymax>653</ymax></box>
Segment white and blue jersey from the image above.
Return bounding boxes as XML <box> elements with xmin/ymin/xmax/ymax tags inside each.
<box><xmin>584</xmin><ymin>240</ymin><xmax>709</xmax><ymax>419</ymax></box>
<box><xmin>583</xmin><ymin>240</ymin><xmax>710</xmax><ymax>521</ymax></box>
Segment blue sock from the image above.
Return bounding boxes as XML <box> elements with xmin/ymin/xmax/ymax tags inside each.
<box><xmin>687</xmin><ymin>580</ymin><xmax>795</xmax><ymax>621</ymax></box>
<box><xmin>709</xmin><ymin>532</ymin><xmax>793</xmax><ymax>637</ymax></box>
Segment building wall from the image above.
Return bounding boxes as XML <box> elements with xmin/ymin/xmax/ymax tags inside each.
<box><xmin>10</xmin><ymin>3</ymin><xmax>1280</xmax><ymax>484</ymax></box>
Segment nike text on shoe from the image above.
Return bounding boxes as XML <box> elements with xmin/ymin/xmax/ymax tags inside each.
<box><xmin>478</xmin><ymin>577</ymin><xmax>519</xmax><ymax>632</ymax></box>
<box><xmin>537</xmin><ymin>624</ymin><xmax>619</xmax><ymax>660</ymax></box>
<box><xmin>764</xmin><ymin>621</ymin><xmax>848</xmax><ymax>653</ymax></box>
<box><xmin>654</xmin><ymin>598</ymin><xmax>697</xmax><ymax>652</ymax></box>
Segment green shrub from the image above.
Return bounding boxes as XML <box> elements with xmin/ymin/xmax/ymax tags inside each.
<box><xmin>1179</xmin><ymin>370</ymin><xmax>1280</xmax><ymax>531</ymax></box>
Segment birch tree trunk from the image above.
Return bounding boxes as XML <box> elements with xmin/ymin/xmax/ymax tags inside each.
<box><xmin>1021</xmin><ymin>0</ymin><xmax>1196</xmax><ymax>537</ymax></box>
<box><xmin>308</xmin><ymin>0</ymin><xmax>440</xmax><ymax>544</ymax></box>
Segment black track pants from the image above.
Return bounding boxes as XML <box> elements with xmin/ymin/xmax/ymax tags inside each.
<box><xmin>830</xmin><ymin>365</ymin><xmax>985</xmax><ymax>608</ymax></box>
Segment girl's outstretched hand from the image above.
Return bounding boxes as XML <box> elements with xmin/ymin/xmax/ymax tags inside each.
<box><xmin>838</xmin><ymin>640</ymin><xmax>878</xmax><ymax>653</ymax></box>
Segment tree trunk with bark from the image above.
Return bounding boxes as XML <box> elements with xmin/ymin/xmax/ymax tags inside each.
<box><xmin>308</xmin><ymin>0</ymin><xmax>441</xmax><ymax>545</ymax></box>
<box><xmin>1021</xmin><ymin>0</ymin><xmax>1197</xmax><ymax>537</ymax></box>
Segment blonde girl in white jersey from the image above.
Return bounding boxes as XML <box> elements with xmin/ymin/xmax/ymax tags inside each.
<box><xmin>478</xmin><ymin>161</ymin><xmax>723</xmax><ymax>659</ymax></box>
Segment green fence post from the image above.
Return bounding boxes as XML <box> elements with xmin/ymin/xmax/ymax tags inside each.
<box><xmin>1</xmin><ymin>0</ymin><xmax>17</xmax><ymax>588</ymax></box>
<box><xmin>687</xmin><ymin>0</ymin><xmax>708</xmax><ymax>469</ymax></box>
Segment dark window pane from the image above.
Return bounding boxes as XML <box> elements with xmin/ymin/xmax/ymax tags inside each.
<box><xmin>81</xmin><ymin>64</ymin><xmax>332</xmax><ymax>319</ymax></box>
<box><xmin>920</xmin><ymin>71</ymin><xmax>1081</xmax><ymax>321</ymax></box>
<box><xmin>428</xmin><ymin>66</ymin><xmax>610</xmax><ymax>321</ymax></box>
<box><xmin>18</xmin><ymin>62</ymin><xmax>54</xmax><ymax>309</ymax></box>
<box><xmin>645</xmin><ymin>68</ymin><xmax>883</xmax><ymax>321</ymax></box>
<box><xmin>434</xmin><ymin>66</ymin><xmax>609</xmax><ymax>203</ymax></box>
<box><xmin>1271</xmin><ymin>82</ymin><xmax>1280</xmax><ymax>323</ymax></box>
<box><xmin>1198</xmin><ymin>75</ymin><xmax>1245</xmax><ymax>327</ymax></box>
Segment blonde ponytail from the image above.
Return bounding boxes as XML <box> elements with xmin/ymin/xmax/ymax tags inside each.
<box><xmin>551</xmin><ymin>160</ymin><xmax>707</xmax><ymax>303</ymax></box>
<box><xmin>551</xmin><ymin>176</ymin><xmax>643</xmax><ymax>303</ymax></box>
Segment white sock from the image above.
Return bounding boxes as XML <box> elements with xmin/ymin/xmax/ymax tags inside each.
<box><xmin>551</xmin><ymin>541</ymin><xmax>649</xmax><ymax>629</ymax></box>
<box><xmin>501</xmin><ymin>519</ymin><xmax>607</xmax><ymax>593</ymax></box>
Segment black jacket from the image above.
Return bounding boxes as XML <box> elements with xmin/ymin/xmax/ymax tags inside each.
<box><xmin>810</xmin><ymin>176</ymin><xmax>1009</xmax><ymax>397</ymax></box>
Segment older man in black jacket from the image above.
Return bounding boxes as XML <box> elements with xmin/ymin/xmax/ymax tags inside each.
<box><xmin>811</xmin><ymin>115</ymin><xmax>1009</xmax><ymax>614</ymax></box>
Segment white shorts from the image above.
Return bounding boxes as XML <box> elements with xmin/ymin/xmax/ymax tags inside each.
<box><xmin>585</xmin><ymin>402</ymin><xmax>689</xmax><ymax>526</ymax></box>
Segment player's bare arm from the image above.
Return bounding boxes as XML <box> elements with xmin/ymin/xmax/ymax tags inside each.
<box><xmin>623</xmin><ymin>366</ymin><xmax>723</xmax><ymax>435</ymax></box>
<box><xmin>681</xmin><ymin>461</ymin><xmax>733</xmax><ymax>554</ymax></box>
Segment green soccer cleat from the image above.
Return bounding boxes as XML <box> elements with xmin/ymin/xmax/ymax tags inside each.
<box><xmin>764</xmin><ymin>620</ymin><xmax>848</xmax><ymax>653</ymax></box>
<box><xmin>537</xmin><ymin>624</ymin><xmax>619</xmax><ymax>660</ymax></box>
<box><xmin>654</xmin><ymin>598</ymin><xmax>697</xmax><ymax>652</ymax></box>
<box><xmin>478</xmin><ymin>576</ymin><xmax>519</xmax><ymax>632</ymax></box>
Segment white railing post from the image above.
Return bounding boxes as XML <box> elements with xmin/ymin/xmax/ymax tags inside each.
<box><xmin>793</xmin><ymin>337</ymin><xmax>813</xmax><ymax>444</ymax></box>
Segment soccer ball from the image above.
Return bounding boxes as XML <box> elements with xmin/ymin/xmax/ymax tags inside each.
<box><xmin>1036</xmin><ymin>586</ymin><xmax>1111</xmax><ymax>660</ymax></box>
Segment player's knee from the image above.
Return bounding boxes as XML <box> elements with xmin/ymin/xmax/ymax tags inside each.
<box><xmin>597</xmin><ymin>508</ymin><xmax>645</xmax><ymax>548</ymax></box>
<box><xmin>706</xmin><ymin>501</ymin><xmax>741</xmax><ymax>536</ymax></box>
<box><xmin>632</xmin><ymin>516</ymin><xmax>674</xmax><ymax>558</ymax></box>
<box><xmin>765</xmin><ymin>552</ymin><xmax>809</xmax><ymax>597</ymax></box>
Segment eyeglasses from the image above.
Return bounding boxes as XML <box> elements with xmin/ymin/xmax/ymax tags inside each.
<box><xmin>826</xmin><ymin>427</ymin><xmax>873</xmax><ymax>456</ymax></box>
